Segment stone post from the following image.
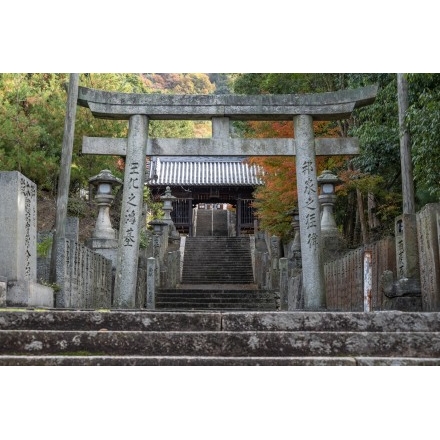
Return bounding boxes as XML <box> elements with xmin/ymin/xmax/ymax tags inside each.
<box><xmin>288</xmin><ymin>208</ymin><xmax>301</xmax><ymax>268</ymax></box>
<box><xmin>396</xmin><ymin>214</ymin><xmax>420</xmax><ymax>280</ymax></box>
<box><xmin>66</xmin><ymin>217</ymin><xmax>80</xmax><ymax>242</ymax></box>
<box><xmin>0</xmin><ymin>171</ymin><xmax>53</xmax><ymax>307</ymax></box>
<box><xmin>382</xmin><ymin>213</ymin><xmax>422</xmax><ymax>311</ymax></box>
<box><xmin>149</xmin><ymin>219</ymin><xmax>168</xmax><ymax>286</ymax></box>
<box><xmin>279</xmin><ymin>258</ymin><xmax>288</xmax><ymax>310</ymax></box>
<box><xmin>0</xmin><ymin>276</ymin><xmax>6</xmax><ymax>307</ymax></box>
<box><xmin>293</xmin><ymin>115</ymin><xmax>326</xmax><ymax>309</ymax></box>
<box><xmin>146</xmin><ymin>257</ymin><xmax>156</xmax><ymax>309</ymax></box>
<box><xmin>212</xmin><ymin>116</ymin><xmax>230</xmax><ymax>139</ymax></box>
<box><xmin>113</xmin><ymin>115</ymin><xmax>149</xmax><ymax>308</ymax></box>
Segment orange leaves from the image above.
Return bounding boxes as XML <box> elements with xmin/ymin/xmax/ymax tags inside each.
<box><xmin>247</xmin><ymin>121</ymin><xmax>294</xmax><ymax>138</ymax></box>
<box><xmin>244</xmin><ymin>119</ymin><xmax>345</xmax><ymax>238</ymax></box>
<box><xmin>245</xmin><ymin>120</ymin><xmax>338</xmax><ymax>139</ymax></box>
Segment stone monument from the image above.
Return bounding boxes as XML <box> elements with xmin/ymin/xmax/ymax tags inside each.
<box><xmin>0</xmin><ymin>171</ymin><xmax>53</xmax><ymax>307</ymax></box>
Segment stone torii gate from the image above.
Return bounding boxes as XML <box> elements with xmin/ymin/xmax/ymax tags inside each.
<box><xmin>78</xmin><ymin>85</ymin><xmax>378</xmax><ymax>309</ymax></box>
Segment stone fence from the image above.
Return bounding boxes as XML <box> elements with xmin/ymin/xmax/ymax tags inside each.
<box><xmin>54</xmin><ymin>239</ymin><xmax>113</xmax><ymax>309</ymax></box>
<box><xmin>37</xmin><ymin>225</ymin><xmax>181</xmax><ymax>310</ymax></box>
<box><xmin>253</xmin><ymin>232</ymin><xmax>283</xmax><ymax>292</ymax></box>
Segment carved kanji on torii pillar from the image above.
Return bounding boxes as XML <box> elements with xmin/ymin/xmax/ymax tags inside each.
<box><xmin>78</xmin><ymin>85</ymin><xmax>378</xmax><ymax>309</ymax></box>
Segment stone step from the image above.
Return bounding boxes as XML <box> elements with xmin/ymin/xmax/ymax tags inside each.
<box><xmin>187</xmin><ymin>236</ymin><xmax>249</xmax><ymax>240</ymax></box>
<box><xmin>156</xmin><ymin>291</ymin><xmax>273</xmax><ymax>297</ymax></box>
<box><xmin>183</xmin><ymin>260</ymin><xmax>251</xmax><ymax>264</ymax></box>
<box><xmin>183</xmin><ymin>252</ymin><xmax>250</xmax><ymax>256</ymax></box>
<box><xmin>1</xmin><ymin>329</ymin><xmax>440</xmax><ymax>357</ymax></box>
<box><xmin>182</xmin><ymin>236</ymin><xmax>253</xmax><ymax>285</ymax></box>
<box><xmin>3</xmin><ymin>310</ymin><xmax>440</xmax><ymax>332</ymax></box>
<box><xmin>156</xmin><ymin>303</ymin><xmax>277</xmax><ymax>310</ymax></box>
<box><xmin>2</xmin><ymin>311</ymin><xmax>440</xmax><ymax>365</ymax></box>
<box><xmin>2</xmin><ymin>355</ymin><xmax>439</xmax><ymax>366</ymax></box>
<box><xmin>182</xmin><ymin>262</ymin><xmax>252</xmax><ymax>267</ymax></box>
<box><xmin>182</xmin><ymin>267</ymin><xmax>252</xmax><ymax>272</ymax></box>
<box><xmin>156</xmin><ymin>296</ymin><xmax>275</xmax><ymax>306</ymax></box>
<box><xmin>181</xmin><ymin>277</ymin><xmax>254</xmax><ymax>283</ymax></box>
<box><xmin>0</xmin><ymin>310</ymin><xmax>221</xmax><ymax>331</ymax></box>
<box><xmin>156</xmin><ymin>294</ymin><xmax>276</xmax><ymax>303</ymax></box>
<box><xmin>156</xmin><ymin>288</ymin><xmax>277</xmax><ymax>310</ymax></box>
<box><xmin>181</xmin><ymin>272</ymin><xmax>254</xmax><ymax>279</ymax></box>
<box><xmin>183</xmin><ymin>249</ymin><xmax>251</xmax><ymax>254</ymax></box>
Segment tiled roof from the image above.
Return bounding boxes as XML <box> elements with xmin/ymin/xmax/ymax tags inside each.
<box><xmin>148</xmin><ymin>156</ymin><xmax>263</xmax><ymax>187</ymax></box>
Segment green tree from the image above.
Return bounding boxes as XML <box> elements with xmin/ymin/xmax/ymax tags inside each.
<box><xmin>0</xmin><ymin>73</ymin><xmax>149</xmax><ymax>192</ymax></box>
<box><xmin>0</xmin><ymin>73</ymin><xmax>215</xmax><ymax>194</ymax></box>
<box><xmin>406</xmin><ymin>73</ymin><xmax>440</xmax><ymax>199</ymax></box>
<box><xmin>141</xmin><ymin>73</ymin><xmax>215</xmax><ymax>139</ymax></box>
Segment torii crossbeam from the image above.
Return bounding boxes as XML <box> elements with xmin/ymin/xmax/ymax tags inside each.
<box><xmin>78</xmin><ymin>85</ymin><xmax>378</xmax><ymax>310</ymax></box>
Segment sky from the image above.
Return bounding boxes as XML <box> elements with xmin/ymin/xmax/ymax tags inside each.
<box><xmin>3</xmin><ymin>1</ymin><xmax>439</xmax><ymax>73</ymax></box>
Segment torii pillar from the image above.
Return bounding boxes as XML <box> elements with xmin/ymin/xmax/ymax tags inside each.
<box><xmin>114</xmin><ymin>115</ymin><xmax>148</xmax><ymax>308</ymax></box>
<box><xmin>294</xmin><ymin>114</ymin><xmax>325</xmax><ymax>308</ymax></box>
<box><xmin>77</xmin><ymin>85</ymin><xmax>378</xmax><ymax>310</ymax></box>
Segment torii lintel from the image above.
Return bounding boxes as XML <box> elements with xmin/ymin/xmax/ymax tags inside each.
<box><xmin>77</xmin><ymin>85</ymin><xmax>378</xmax><ymax>121</ymax></box>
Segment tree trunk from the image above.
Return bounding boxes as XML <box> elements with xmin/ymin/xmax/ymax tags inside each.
<box><xmin>49</xmin><ymin>73</ymin><xmax>80</xmax><ymax>282</ymax></box>
<box><xmin>367</xmin><ymin>192</ymin><xmax>380</xmax><ymax>226</ymax></box>
<box><xmin>397</xmin><ymin>73</ymin><xmax>416</xmax><ymax>214</ymax></box>
<box><xmin>343</xmin><ymin>188</ymin><xmax>357</xmax><ymax>247</ymax></box>
<box><xmin>357</xmin><ymin>188</ymin><xmax>369</xmax><ymax>245</ymax></box>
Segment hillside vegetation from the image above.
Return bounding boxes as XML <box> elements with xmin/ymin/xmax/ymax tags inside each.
<box><xmin>2</xmin><ymin>73</ymin><xmax>440</xmax><ymax>247</ymax></box>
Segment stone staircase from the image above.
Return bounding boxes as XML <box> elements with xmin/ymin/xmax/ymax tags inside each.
<box><xmin>1</xmin><ymin>309</ymin><xmax>440</xmax><ymax>365</ymax></box>
<box><xmin>181</xmin><ymin>236</ymin><xmax>254</xmax><ymax>284</ymax></box>
<box><xmin>156</xmin><ymin>287</ymin><xmax>278</xmax><ymax>310</ymax></box>
<box><xmin>172</xmin><ymin>235</ymin><xmax>267</xmax><ymax>310</ymax></box>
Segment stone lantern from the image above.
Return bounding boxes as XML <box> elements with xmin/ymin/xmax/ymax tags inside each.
<box><xmin>317</xmin><ymin>170</ymin><xmax>346</xmax><ymax>261</ymax></box>
<box><xmin>317</xmin><ymin>170</ymin><xmax>341</xmax><ymax>236</ymax></box>
<box><xmin>160</xmin><ymin>186</ymin><xmax>180</xmax><ymax>240</ymax></box>
<box><xmin>160</xmin><ymin>186</ymin><xmax>176</xmax><ymax>227</ymax></box>
<box><xmin>86</xmin><ymin>170</ymin><xmax>122</xmax><ymax>268</ymax></box>
<box><xmin>89</xmin><ymin>169</ymin><xmax>122</xmax><ymax>239</ymax></box>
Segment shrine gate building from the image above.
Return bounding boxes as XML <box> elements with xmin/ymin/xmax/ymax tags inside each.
<box><xmin>146</xmin><ymin>155</ymin><xmax>262</xmax><ymax>236</ymax></box>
